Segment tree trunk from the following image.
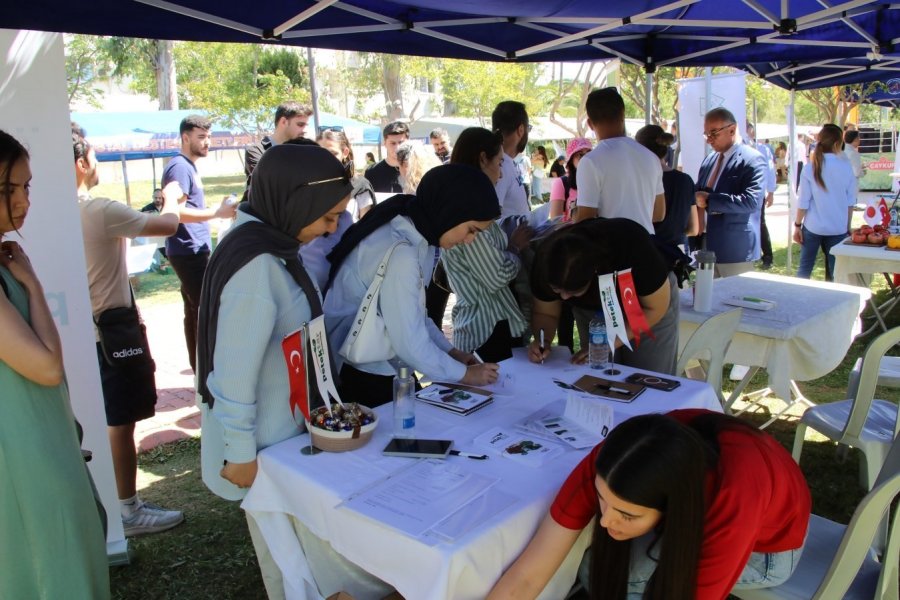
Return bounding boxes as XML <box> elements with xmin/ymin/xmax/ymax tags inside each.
<box><xmin>156</xmin><ymin>40</ymin><xmax>178</xmax><ymax>110</ymax></box>
<box><xmin>382</xmin><ymin>56</ymin><xmax>404</xmax><ymax>120</ymax></box>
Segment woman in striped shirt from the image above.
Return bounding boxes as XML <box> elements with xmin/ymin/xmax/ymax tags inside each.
<box><xmin>442</xmin><ymin>127</ymin><xmax>532</xmax><ymax>362</ymax></box>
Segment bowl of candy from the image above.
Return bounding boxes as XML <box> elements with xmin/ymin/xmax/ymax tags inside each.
<box><xmin>306</xmin><ymin>402</ymin><xmax>377</xmax><ymax>452</ymax></box>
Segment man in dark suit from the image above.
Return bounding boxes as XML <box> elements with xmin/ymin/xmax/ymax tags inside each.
<box><xmin>695</xmin><ymin>107</ymin><xmax>767</xmax><ymax>278</ymax></box>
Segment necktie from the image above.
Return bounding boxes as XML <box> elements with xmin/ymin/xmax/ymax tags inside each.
<box><xmin>706</xmin><ymin>152</ymin><xmax>724</xmax><ymax>189</ymax></box>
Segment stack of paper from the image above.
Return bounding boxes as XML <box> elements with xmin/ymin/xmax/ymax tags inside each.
<box><xmin>416</xmin><ymin>383</ymin><xmax>494</xmax><ymax>416</ymax></box>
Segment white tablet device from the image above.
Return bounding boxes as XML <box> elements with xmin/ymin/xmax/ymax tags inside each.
<box><xmin>382</xmin><ymin>438</ymin><xmax>453</xmax><ymax>458</ymax></box>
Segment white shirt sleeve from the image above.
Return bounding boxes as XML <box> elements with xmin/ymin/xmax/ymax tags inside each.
<box><xmin>575</xmin><ymin>155</ymin><xmax>600</xmax><ymax>210</ymax></box>
<box><xmin>379</xmin><ymin>245</ymin><xmax>466</xmax><ymax>382</ymax></box>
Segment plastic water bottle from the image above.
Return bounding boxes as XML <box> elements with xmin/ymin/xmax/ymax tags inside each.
<box><xmin>393</xmin><ymin>363</ymin><xmax>415</xmax><ymax>438</ymax></box>
<box><xmin>588</xmin><ymin>313</ymin><xmax>609</xmax><ymax>370</ymax></box>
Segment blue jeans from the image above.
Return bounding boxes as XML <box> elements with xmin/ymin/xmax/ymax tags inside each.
<box><xmin>797</xmin><ymin>226</ymin><xmax>845</xmax><ymax>281</ymax></box>
<box><xmin>578</xmin><ymin>531</ymin><xmax>805</xmax><ymax>597</ymax></box>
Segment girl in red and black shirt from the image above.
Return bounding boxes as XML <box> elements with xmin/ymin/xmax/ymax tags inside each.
<box><xmin>488</xmin><ymin>410</ymin><xmax>810</xmax><ymax>600</ymax></box>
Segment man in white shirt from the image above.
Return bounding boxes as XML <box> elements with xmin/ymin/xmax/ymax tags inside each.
<box><xmin>843</xmin><ymin>129</ymin><xmax>865</xmax><ymax>189</ymax></box>
<box><xmin>491</xmin><ymin>101</ymin><xmax>531</xmax><ymax>217</ymax></box>
<box><xmin>574</xmin><ymin>87</ymin><xmax>665</xmax><ymax>232</ymax></box>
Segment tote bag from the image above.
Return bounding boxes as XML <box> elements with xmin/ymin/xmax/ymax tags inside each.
<box><xmin>338</xmin><ymin>240</ymin><xmax>409</xmax><ymax>364</ymax></box>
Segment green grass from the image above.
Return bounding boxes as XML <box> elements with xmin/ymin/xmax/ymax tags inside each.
<box><xmin>114</xmin><ymin>233</ymin><xmax>899</xmax><ymax>599</ymax></box>
<box><xmin>92</xmin><ymin>175</ymin><xmax>247</xmax><ymax>210</ymax></box>
<box><xmin>110</xmin><ymin>439</ymin><xmax>266</xmax><ymax>600</ymax></box>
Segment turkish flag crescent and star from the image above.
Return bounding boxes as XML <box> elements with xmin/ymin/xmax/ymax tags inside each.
<box><xmin>281</xmin><ymin>328</ymin><xmax>310</xmax><ymax>425</ymax></box>
<box><xmin>616</xmin><ymin>269</ymin><xmax>654</xmax><ymax>348</ymax></box>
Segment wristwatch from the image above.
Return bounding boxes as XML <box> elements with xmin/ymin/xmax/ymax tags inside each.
<box><xmin>794</xmin><ymin>222</ymin><xmax>803</xmax><ymax>228</ymax></box>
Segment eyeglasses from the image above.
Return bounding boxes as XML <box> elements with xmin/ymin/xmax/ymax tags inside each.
<box><xmin>703</xmin><ymin>123</ymin><xmax>735</xmax><ymax>140</ymax></box>
<box><xmin>317</xmin><ymin>125</ymin><xmax>344</xmax><ymax>135</ymax></box>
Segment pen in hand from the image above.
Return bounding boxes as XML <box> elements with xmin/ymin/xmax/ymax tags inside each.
<box><xmin>539</xmin><ymin>329</ymin><xmax>545</xmax><ymax>365</ymax></box>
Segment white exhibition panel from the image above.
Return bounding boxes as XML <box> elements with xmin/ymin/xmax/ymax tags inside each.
<box><xmin>677</xmin><ymin>72</ymin><xmax>747</xmax><ymax>183</ymax></box>
<box><xmin>0</xmin><ymin>29</ymin><xmax>126</xmax><ymax>556</ymax></box>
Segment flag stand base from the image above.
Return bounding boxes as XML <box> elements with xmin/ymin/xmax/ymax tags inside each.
<box><xmin>301</xmin><ymin>444</ymin><xmax>323</xmax><ymax>456</ymax></box>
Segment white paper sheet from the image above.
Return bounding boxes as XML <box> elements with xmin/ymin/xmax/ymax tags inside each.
<box><xmin>339</xmin><ymin>460</ymin><xmax>499</xmax><ymax>538</ymax></box>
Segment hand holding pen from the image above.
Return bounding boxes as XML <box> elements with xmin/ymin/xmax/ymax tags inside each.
<box><xmin>528</xmin><ymin>332</ymin><xmax>551</xmax><ymax>364</ymax></box>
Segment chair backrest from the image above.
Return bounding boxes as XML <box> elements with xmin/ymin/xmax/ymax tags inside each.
<box><xmin>814</xmin><ymin>433</ymin><xmax>900</xmax><ymax>599</ymax></box>
<box><xmin>675</xmin><ymin>308</ymin><xmax>742</xmax><ymax>405</ymax></box>
<box><xmin>844</xmin><ymin>326</ymin><xmax>900</xmax><ymax>441</ymax></box>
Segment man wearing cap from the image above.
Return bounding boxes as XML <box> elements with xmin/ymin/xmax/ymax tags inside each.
<box><xmin>574</xmin><ymin>87</ymin><xmax>665</xmax><ymax>232</ymax></box>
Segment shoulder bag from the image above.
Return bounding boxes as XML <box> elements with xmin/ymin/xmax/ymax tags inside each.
<box><xmin>94</xmin><ymin>287</ymin><xmax>154</xmax><ymax>367</ymax></box>
<box><xmin>338</xmin><ymin>240</ymin><xmax>409</xmax><ymax>364</ymax></box>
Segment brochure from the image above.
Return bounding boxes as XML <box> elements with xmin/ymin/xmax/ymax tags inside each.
<box><xmin>417</xmin><ymin>383</ymin><xmax>494</xmax><ymax>415</ymax></box>
<box><xmin>472</xmin><ymin>427</ymin><xmax>564</xmax><ymax>467</ymax></box>
<box><xmin>516</xmin><ymin>395</ymin><xmax>612</xmax><ymax>450</ymax></box>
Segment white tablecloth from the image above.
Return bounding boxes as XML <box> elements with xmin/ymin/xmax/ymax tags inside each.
<box><xmin>242</xmin><ymin>349</ymin><xmax>720</xmax><ymax>600</ymax></box>
<box><xmin>831</xmin><ymin>239</ymin><xmax>900</xmax><ymax>285</ymax></box>
<box><xmin>678</xmin><ymin>272</ymin><xmax>870</xmax><ymax>402</ymax></box>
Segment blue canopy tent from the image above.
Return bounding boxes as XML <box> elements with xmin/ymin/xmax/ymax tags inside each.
<box><xmin>3</xmin><ymin>1</ymin><xmax>898</xmax><ymax>70</ymax></box>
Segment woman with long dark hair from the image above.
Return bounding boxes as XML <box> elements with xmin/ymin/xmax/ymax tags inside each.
<box><xmin>548</xmin><ymin>138</ymin><xmax>592</xmax><ymax>221</ymax></box>
<box><xmin>441</xmin><ymin>127</ymin><xmax>531</xmax><ymax>362</ymax></box>
<box><xmin>326</xmin><ymin>164</ymin><xmax>502</xmax><ymax>405</ymax></box>
<box><xmin>489</xmin><ymin>410</ymin><xmax>810</xmax><ymax>599</ymax></box>
<box><xmin>0</xmin><ymin>130</ymin><xmax>109</xmax><ymax>598</ymax></box>
<box><xmin>529</xmin><ymin>218</ymin><xmax>679</xmax><ymax>374</ymax></box>
<box><xmin>794</xmin><ymin>123</ymin><xmax>856</xmax><ymax>281</ymax></box>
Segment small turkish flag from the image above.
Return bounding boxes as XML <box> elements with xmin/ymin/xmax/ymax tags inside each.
<box><xmin>617</xmin><ymin>269</ymin><xmax>654</xmax><ymax>348</ymax></box>
<box><xmin>281</xmin><ymin>328</ymin><xmax>310</xmax><ymax>425</ymax></box>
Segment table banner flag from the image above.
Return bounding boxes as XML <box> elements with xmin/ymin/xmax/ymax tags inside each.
<box><xmin>863</xmin><ymin>196</ymin><xmax>890</xmax><ymax>227</ymax></box>
<box><xmin>617</xmin><ymin>268</ymin><xmax>654</xmax><ymax>348</ymax></box>
<box><xmin>308</xmin><ymin>315</ymin><xmax>344</xmax><ymax>409</ymax></box>
<box><xmin>281</xmin><ymin>328</ymin><xmax>310</xmax><ymax>425</ymax></box>
<box><xmin>598</xmin><ymin>272</ymin><xmax>631</xmax><ymax>352</ymax></box>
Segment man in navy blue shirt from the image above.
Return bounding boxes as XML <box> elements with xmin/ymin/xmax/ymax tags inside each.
<box><xmin>162</xmin><ymin>115</ymin><xmax>236</xmax><ymax>371</ymax></box>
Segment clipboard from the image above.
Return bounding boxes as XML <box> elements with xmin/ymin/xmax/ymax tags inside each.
<box><xmin>572</xmin><ymin>374</ymin><xmax>645</xmax><ymax>402</ymax></box>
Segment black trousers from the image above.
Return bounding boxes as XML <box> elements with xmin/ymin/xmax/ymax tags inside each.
<box><xmin>760</xmin><ymin>201</ymin><xmax>773</xmax><ymax>264</ymax></box>
<box><xmin>339</xmin><ymin>363</ymin><xmax>422</xmax><ymax>409</ymax></box>
<box><xmin>168</xmin><ymin>252</ymin><xmax>209</xmax><ymax>372</ymax></box>
<box><xmin>474</xmin><ymin>319</ymin><xmax>513</xmax><ymax>363</ymax></box>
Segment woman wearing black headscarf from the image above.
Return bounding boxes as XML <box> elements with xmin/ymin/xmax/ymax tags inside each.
<box><xmin>197</xmin><ymin>144</ymin><xmax>353</xmax><ymax>500</ymax></box>
<box><xmin>326</xmin><ymin>164</ymin><xmax>502</xmax><ymax>406</ymax></box>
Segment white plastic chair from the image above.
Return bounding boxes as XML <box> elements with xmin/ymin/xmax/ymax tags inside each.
<box><xmin>731</xmin><ymin>433</ymin><xmax>900</xmax><ymax>600</ymax></box>
<box><xmin>793</xmin><ymin>326</ymin><xmax>900</xmax><ymax>490</ymax></box>
<box><xmin>846</xmin><ymin>355</ymin><xmax>900</xmax><ymax>399</ymax></box>
<box><xmin>676</xmin><ymin>308</ymin><xmax>743</xmax><ymax>410</ymax></box>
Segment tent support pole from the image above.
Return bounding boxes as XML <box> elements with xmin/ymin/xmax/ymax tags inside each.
<box><xmin>308</xmin><ymin>47</ymin><xmax>321</xmax><ymax>135</ymax></box>
<box><xmin>787</xmin><ymin>89</ymin><xmax>796</xmax><ymax>272</ymax></box>
<box><xmin>645</xmin><ymin>70</ymin><xmax>653</xmax><ymax>124</ymax></box>
<box><xmin>121</xmin><ymin>154</ymin><xmax>131</xmax><ymax>207</ymax></box>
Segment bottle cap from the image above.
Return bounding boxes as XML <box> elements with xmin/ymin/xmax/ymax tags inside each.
<box><xmin>398</xmin><ymin>364</ymin><xmax>410</xmax><ymax>379</ymax></box>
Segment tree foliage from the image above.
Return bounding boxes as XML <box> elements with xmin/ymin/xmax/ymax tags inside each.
<box><xmin>65</xmin><ymin>35</ymin><xmax>112</xmax><ymax>108</ymax></box>
<box><xmin>175</xmin><ymin>42</ymin><xmax>309</xmax><ymax>134</ymax></box>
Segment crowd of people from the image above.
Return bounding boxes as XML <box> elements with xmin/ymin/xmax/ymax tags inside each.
<box><xmin>9</xmin><ymin>83</ymin><xmax>870</xmax><ymax>598</ymax></box>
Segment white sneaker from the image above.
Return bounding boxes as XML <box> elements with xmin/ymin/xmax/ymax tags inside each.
<box><xmin>122</xmin><ymin>500</ymin><xmax>184</xmax><ymax>536</ymax></box>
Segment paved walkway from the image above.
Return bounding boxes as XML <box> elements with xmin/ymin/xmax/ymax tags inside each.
<box><xmin>136</xmin><ymin>301</ymin><xmax>200</xmax><ymax>452</ymax></box>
